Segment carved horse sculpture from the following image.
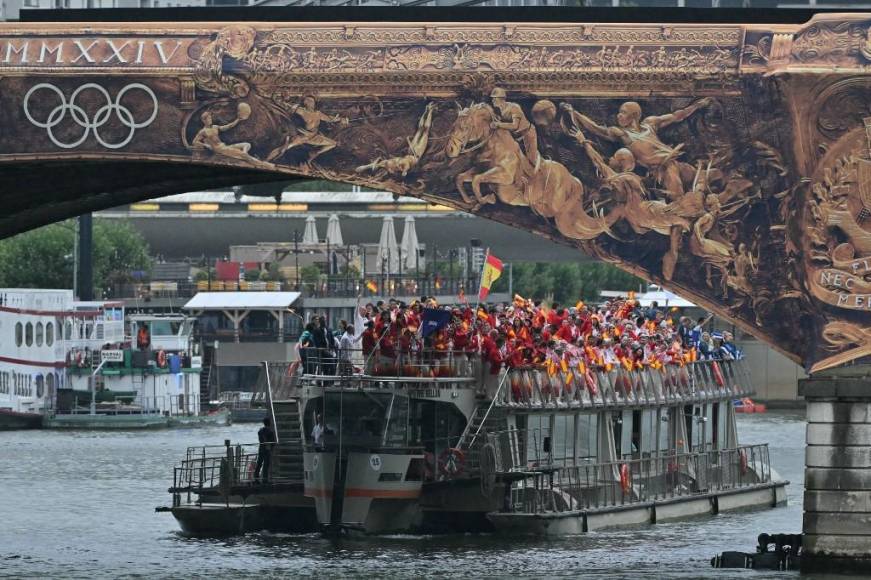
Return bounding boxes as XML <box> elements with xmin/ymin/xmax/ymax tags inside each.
<box><xmin>444</xmin><ymin>103</ymin><xmax>612</xmax><ymax>241</ymax></box>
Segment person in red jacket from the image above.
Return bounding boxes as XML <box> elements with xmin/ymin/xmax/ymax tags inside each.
<box><xmin>361</xmin><ymin>321</ymin><xmax>377</xmax><ymax>374</ymax></box>
<box><xmin>555</xmin><ymin>318</ymin><xmax>575</xmax><ymax>343</ymax></box>
<box><xmin>483</xmin><ymin>336</ymin><xmax>505</xmax><ymax>399</ymax></box>
<box><xmin>546</xmin><ymin>303</ymin><xmax>564</xmax><ymax>327</ymax></box>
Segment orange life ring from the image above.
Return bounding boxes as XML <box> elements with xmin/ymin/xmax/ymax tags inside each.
<box><xmin>620</xmin><ymin>464</ymin><xmax>631</xmax><ymax>494</ymax></box>
<box><xmin>438</xmin><ymin>447</ymin><xmax>465</xmax><ymax>477</ymax></box>
<box><xmin>712</xmin><ymin>361</ymin><xmax>725</xmax><ymax>388</ymax></box>
<box><xmin>157</xmin><ymin>350</ymin><xmax>167</xmax><ymax>368</ymax></box>
<box><xmin>739</xmin><ymin>449</ymin><xmax>748</xmax><ymax>475</ymax></box>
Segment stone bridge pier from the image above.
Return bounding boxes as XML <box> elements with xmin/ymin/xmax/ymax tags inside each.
<box><xmin>802</xmin><ymin>370</ymin><xmax>871</xmax><ymax>572</ymax></box>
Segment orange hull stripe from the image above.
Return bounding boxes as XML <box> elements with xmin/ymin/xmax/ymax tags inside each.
<box><xmin>305</xmin><ymin>487</ymin><xmax>421</xmax><ymax>499</ymax></box>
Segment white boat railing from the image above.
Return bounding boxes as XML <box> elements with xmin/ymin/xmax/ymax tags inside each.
<box><xmin>505</xmin><ymin>443</ymin><xmax>773</xmax><ymax>515</ymax></box>
<box><xmin>497</xmin><ymin>359</ymin><xmax>752</xmax><ymax>409</ymax></box>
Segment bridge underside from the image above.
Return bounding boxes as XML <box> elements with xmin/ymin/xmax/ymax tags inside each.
<box><xmin>3</xmin><ymin>160</ymin><xmax>286</xmax><ymax>235</ymax></box>
<box><xmin>2</xmin><ymin>14</ymin><xmax>871</xmax><ymax>375</ymax></box>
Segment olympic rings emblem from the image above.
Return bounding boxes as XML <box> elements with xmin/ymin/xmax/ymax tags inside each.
<box><xmin>23</xmin><ymin>82</ymin><xmax>158</xmax><ymax>150</ymax></box>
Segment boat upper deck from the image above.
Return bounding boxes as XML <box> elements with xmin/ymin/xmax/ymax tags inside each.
<box><xmin>284</xmin><ymin>353</ymin><xmax>752</xmax><ymax>412</ymax></box>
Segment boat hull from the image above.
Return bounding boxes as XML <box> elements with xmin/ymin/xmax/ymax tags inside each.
<box><xmin>305</xmin><ymin>450</ymin><xmax>425</xmax><ymax>533</ymax></box>
<box><xmin>0</xmin><ymin>408</ymin><xmax>42</xmax><ymax>430</ymax></box>
<box><xmin>169</xmin><ymin>496</ymin><xmax>318</xmax><ymax>536</ymax></box>
<box><xmin>44</xmin><ymin>409</ymin><xmax>231</xmax><ymax>429</ymax></box>
<box><xmin>487</xmin><ymin>481</ymin><xmax>788</xmax><ymax>535</ymax></box>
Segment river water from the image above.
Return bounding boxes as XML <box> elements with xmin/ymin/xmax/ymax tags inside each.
<box><xmin>0</xmin><ymin>411</ymin><xmax>857</xmax><ymax>579</ymax></box>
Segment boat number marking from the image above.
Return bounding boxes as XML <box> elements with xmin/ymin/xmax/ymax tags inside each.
<box><xmin>369</xmin><ymin>454</ymin><xmax>382</xmax><ymax>472</ymax></box>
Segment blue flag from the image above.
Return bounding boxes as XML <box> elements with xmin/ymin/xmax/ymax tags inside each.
<box><xmin>421</xmin><ymin>308</ymin><xmax>452</xmax><ymax>338</ymax></box>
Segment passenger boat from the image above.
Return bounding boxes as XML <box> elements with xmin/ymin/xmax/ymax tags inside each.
<box><xmin>50</xmin><ymin>313</ymin><xmax>223</xmax><ymax>429</ymax></box>
<box><xmin>1</xmin><ymin>287</ymin><xmax>223</xmax><ymax>429</ymax></box>
<box><xmin>162</xmin><ymin>350</ymin><xmax>787</xmax><ymax>535</ymax></box>
<box><xmin>0</xmin><ymin>289</ymin><xmax>69</xmax><ymax>429</ymax></box>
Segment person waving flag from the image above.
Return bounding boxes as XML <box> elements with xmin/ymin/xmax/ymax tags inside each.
<box><xmin>477</xmin><ymin>251</ymin><xmax>503</xmax><ymax>302</ymax></box>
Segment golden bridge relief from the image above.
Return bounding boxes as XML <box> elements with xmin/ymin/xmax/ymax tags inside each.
<box><xmin>4</xmin><ymin>15</ymin><xmax>871</xmax><ymax>373</ymax></box>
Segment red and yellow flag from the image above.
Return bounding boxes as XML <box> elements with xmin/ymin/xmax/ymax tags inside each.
<box><xmin>477</xmin><ymin>253</ymin><xmax>503</xmax><ymax>301</ymax></box>
<box><xmin>365</xmin><ymin>280</ymin><xmax>378</xmax><ymax>293</ymax></box>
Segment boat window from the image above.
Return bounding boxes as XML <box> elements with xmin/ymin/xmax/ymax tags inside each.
<box><xmin>526</xmin><ymin>415</ymin><xmax>548</xmax><ymax>464</ymax></box>
<box><xmin>631</xmin><ymin>410</ymin><xmax>642</xmax><ymax>457</ymax></box>
<box><xmin>555</xmin><ymin>415</ymin><xmax>571</xmax><ymax>463</ymax></box>
<box><xmin>46</xmin><ymin>322</ymin><xmax>54</xmax><ymax>346</ymax></box>
<box><xmin>409</xmin><ymin>400</ymin><xmax>466</xmax><ymax>454</ymax></box>
<box><xmin>638</xmin><ymin>410</ymin><xmax>658</xmax><ymax>456</ymax></box>
<box><xmin>620</xmin><ymin>411</ymin><xmax>634</xmax><ymax>458</ymax></box>
<box><xmin>712</xmin><ymin>403</ymin><xmax>721</xmax><ymax>450</ymax></box>
<box><xmin>25</xmin><ymin>322</ymin><xmax>33</xmax><ymax>347</ymax></box>
<box><xmin>149</xmin><ymin>320</ymin><xmax>182</xmax><ymax>337</ymax></box>
<box><xmin>657</xmin><ymin>409</ymin><xmax>670</xmax><ymax>454</ymax></box>
<box><xmin>36</xmin><ymin>375</ymin><xmax>44</xmax><ymax>399</ymax></box>
<box><xmin>575</xmin><ymin>414</ymin><xmax>598</xmax><ymax>461</ymax></box>
<box><xmin>309</xmin><ymin>392</ymin><xmax>396</xmax><ymax>449</ymax></box>
<box><xmin>703</xmin><ymin>404</ymin><xmax>715</xmax><ymax>452</ymax></box>
<box><xmin>683</xmin><ymin>405</ymin><xmax>694</xmax><ymax>451</ymax></box>
<box><xmin>35</xmin><ymin>322</ymin><xmax>44</xmax><ymax>347</ymax></box>
<box><xmin>15</xmin><ymin>322</ymin><xmax>22</xmax><ymax>347</ymax></box>
<box><xmin>383</xmin><ymin>395</ymin><xmax>410</xmax><ymax>447</ymax></box>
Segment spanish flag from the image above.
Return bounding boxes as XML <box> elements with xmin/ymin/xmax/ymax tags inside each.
<box><xmin>477</xmin><ymin>252</ymin><xmax>503</xmax><ymax>301</ymax></box>
<box><xmin>365</xmin><ymin>280</ymin><xmax>378</xmax><ymax>293</ymax></box>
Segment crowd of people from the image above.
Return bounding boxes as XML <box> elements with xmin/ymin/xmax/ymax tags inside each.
<box><xmin>295</xmin><ymin>294</ymin><xmax>743</xmax><ymax>380</ymax></box>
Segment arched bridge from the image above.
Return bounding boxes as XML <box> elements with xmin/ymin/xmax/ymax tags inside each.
<box><xmin>3</xmin><ymin>13</ymin><xmax>871</xmax><ymax>374</ymax></box>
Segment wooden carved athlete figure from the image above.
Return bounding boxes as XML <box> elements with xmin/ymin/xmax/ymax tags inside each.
<box><xmin>192</xmin><ymin>103</ymin><xmax>274</xmax><ymax>170</ymax></box>
<box><xmin>267</xmin><ymin>95</ymin><xmax>349</xmax><ymax>165</ymax></box>
<box><xmin>356</xmin><ymin>102</ymin><xmax>436</xmax><ymax>178</ymax></box>
<box><xmin>570</xmin><ymin>127</ymin><xmax>691</xmax><ymax>281</ymax></box>
<box><xmin>561</xmin><ymin>98</ymin><xmax>713</xmax><ymax>199</ymax></box>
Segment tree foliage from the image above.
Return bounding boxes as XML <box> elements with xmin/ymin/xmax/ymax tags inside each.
<box><xmin>491</xmin><ymin>261</ymin><xmax>643</xmax><ymax>304</ymax></box>
<box><xmin>0</xmin><ymin>219</ymin><xmax>151</xmax><ymax>295</ymax></box>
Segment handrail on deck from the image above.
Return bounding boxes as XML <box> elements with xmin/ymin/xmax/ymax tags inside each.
<box><xmin>499</xmin><ymin>359</ymin><xmax>752</xmax><ymax>409</ymax></box>
<box><xmin>299</xmin><ymin>347</ymin><xmax>481</xmax><ymax>380</ymax></box>
<box><xmin>502</xmin><ymin>443</ymin><xmax>773</xmax><ymax>515</ymax></box>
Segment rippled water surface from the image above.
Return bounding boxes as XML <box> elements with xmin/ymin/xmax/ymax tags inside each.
<box><xmin>0</xmin><ymin>411</ymin><xmax>858</xmax><ymax>579</ymax></box>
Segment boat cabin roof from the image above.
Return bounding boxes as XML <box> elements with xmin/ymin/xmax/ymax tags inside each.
<box><xmin>183</xmin><ymin>291</ymin><xmax>301</xmax><ymax>312</ymax></box>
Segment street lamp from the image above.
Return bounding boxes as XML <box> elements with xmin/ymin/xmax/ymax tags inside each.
<box><xmin>293</xmin><ymin>229</ymin><xmax>300</xmax><ymax>289</ymax></box>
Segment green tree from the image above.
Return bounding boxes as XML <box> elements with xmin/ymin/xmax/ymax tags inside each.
<box><xmin>0</xmin><ymin>219</ymin><xmax>151</xmax><ymax>295</ymax></box>
<box><xmin>92</xmin><ymin>220</ymin><xmax>152</xmax><ymax>291</ymax></box>
<box><xmin>0</xmin><ymin>222</ymin><xmax>75</xmax><ymax>289</ymax></box>
<box><xmin>492</xmin><ymin>261</ymin><xmax>642</xmax><ymax>304</ymax></box>
<box><xmin>300</xmin><ymin>265</ymin><xmax>322</xmax><ymax>286</ymax></box>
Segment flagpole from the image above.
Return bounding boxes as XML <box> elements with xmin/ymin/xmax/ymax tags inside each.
<box><xmin>473</xmin><ymin>247</ymin><xmax>490</xmax><ymax>316</ymax></box>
